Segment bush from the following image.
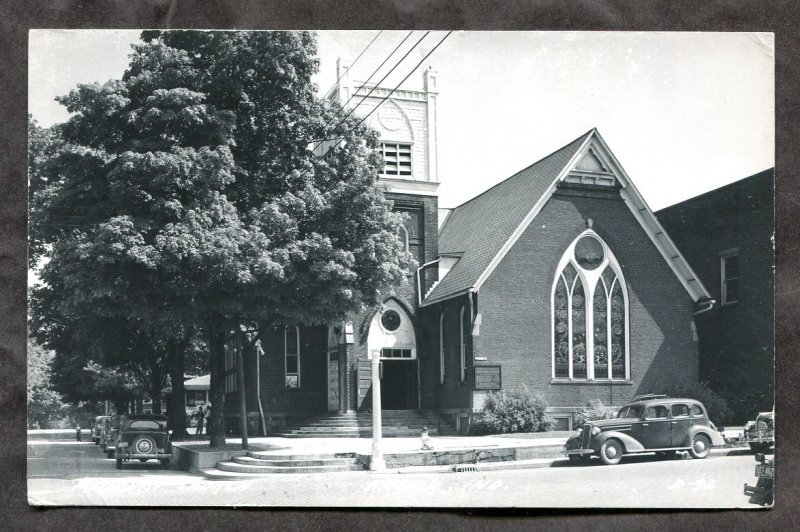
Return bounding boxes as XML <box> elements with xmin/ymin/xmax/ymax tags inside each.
<box><xmin>573</xmin><ymin>399</ymin><xmax>618</xmax><ymax>428</ymax></box>
<box><xmin>469</xmin><ymin>385</ymin><xmax>553</xmax><ymax>435</ymax></box>
<box><xmin>664</xmin><ymin>381</ymin><xmax>731</xmax><ymax>426</ymax></box>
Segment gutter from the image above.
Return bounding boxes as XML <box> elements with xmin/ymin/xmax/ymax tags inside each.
<box><xmin>692</xmin><ymin>297</ymin><xmax>716</xmax><ymax>316</ymax></box>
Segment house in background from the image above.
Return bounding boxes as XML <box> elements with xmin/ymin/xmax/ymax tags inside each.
<box><xmin>222</xmin><ymin>66</ymin><xmax>716</xmax><ymax>435</ymax></box>
<box><xmin>656</xmin><ymin>170</ymin><xmax>774</xmax><ymax>422</ymax></box>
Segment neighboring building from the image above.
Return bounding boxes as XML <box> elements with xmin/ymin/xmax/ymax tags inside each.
<box><xmin>223</xmin><ymin>66</ymin><xmax>714</xmax><ymax>434</ymax></box>
<box><xmin>656</xmin><ymin>170</ymin><xmax>774</xmax><ymax>421</ymax></box>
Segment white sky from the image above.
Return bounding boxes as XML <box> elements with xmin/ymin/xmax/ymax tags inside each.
<box><xmin>29</xmin><ymin>30</ymin><xmax>774</xmax><ymax>210</ymax></box>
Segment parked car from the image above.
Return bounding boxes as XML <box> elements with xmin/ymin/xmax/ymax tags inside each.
<box><xmin>91</xmin><ymin>416</ymin><xmax>110</xmax><ymax>444</ymax></box>
<box><xmin>564</xmin><ymin>394</ymin><xmax>725</xmax><ymax>465</ymax></box>
<box><xmin>114</xmin><ymin>414</ymin><xmax>171</xmax><ymax>469</ymax></box>
<box><xmin>101</xmin><ymin>415</ymin><xmax>122</xmax><ymax>456</ymax></box>
<box><xmin>744</xmin><ymin>411</ymin><xmax>774</xmax><ymax>454</ymax></box>
<box><xmin>744</xmin><ymin>451</ymin><xmax>774</xmax><ymax>506</ymax></box>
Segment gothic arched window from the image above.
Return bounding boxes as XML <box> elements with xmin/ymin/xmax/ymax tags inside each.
<box><xmin>552</xmin><ymin>231</ymin><xmax>629</xmax><ymax>381</ymax></box>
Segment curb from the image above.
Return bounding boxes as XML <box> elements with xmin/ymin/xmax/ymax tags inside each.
<box><xmin>391</xmin><ymin>446</ymin><xmax>753</xmax><ymax>474</ymax></box>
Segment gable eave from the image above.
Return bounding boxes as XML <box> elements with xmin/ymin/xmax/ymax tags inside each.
<box><xmin>471</xmin><ymin>130</ymin><xmax>596</xmax><ymax>293</ymax></box>
<box><xmin>470</xmin><ymin>128</ymin><xmax>710</xmax><ymax>302</ymax></box>
<box><xmin>579</xmin><ymin>131</ymin><xmax>711</xmax><ymax>301</ymax></box>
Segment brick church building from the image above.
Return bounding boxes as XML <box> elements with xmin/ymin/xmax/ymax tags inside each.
<box><xmin>223</xmin><ymin>64</ymin><xmax>714</xmax><ymax>434</ymax></box>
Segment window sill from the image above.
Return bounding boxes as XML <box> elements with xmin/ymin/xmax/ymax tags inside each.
<box><xmin>550</xmin><ymin>379</ymin><xmax>633</xmax><ymax>385</ymax></box>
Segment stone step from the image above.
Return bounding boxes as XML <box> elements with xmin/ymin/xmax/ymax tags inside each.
<box><xmin>216</xmin><ymin>460</ymin><xmax>364</xmax><ymax>474</ymax></box>
<box><xmin>248</xmin><ymin>451</ymin><xmax>357</xmax><ymax>461</ymax></box>
<box><xmin>274</xmin><ymin>431</ymin><xmax>431</xmax><ymax>438</ymax></box>
<box><xmin>232</xmin><ymin>455</ymin><xmax>358</xmax><ymax>467</ymax></box>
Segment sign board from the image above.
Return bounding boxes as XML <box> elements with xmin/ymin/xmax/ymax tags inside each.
<box><xmin>474</xmin><ymin>365</ymin><xmax>501</xmax><ymax>390</ymax></box>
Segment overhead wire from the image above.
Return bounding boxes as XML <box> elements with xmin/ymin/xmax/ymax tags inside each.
<box><xmin>315</xmin><ymin>31</ymin><xmax>452</xmax><ymax>162</ymax></box>
<box><xmin>319</xmin><ymin>30</ymin><xmax>384</xmax><ymax>101</ymax></box>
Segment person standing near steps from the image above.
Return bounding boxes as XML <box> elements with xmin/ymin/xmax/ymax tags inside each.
<box><xmin>194</xmin><ymin>404</ymin><xmax>205</xmax><ymax>435</ymax></box>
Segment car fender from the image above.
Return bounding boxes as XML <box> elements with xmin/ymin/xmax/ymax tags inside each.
<box><xmin>682</xmin><ymin>426</ymin><xmax>726</xmax><ymax>448</ymax></box>
<box><xmin>594</xmin><ymin>431</ymin><xmax>645</xmax><ymax>453</ymax></box>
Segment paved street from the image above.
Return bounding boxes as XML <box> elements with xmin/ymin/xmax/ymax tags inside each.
<box><xmin>28</xmin><ymin>439</ymin><xmax>766</xmax><ymax>508</ymax></box>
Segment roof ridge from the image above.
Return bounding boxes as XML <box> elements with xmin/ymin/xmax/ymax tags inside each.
<box><xmin>445</xmin><ymin>128</ymin><xmax>596</xmax><ymax>212</ymax></box>
<box><xmin>655</xmin><ymin>167</ymin><xmax>774</xmax><ymax>214</ymax></box>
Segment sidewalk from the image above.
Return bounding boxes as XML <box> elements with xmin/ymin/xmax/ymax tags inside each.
<box><xmin>171</xmin><ymin>431</ymin><xmax>752</xmax><ymax>475</ymax></box>
<box><xmin>171</xmin><ymin>433</ymin><xmax>570</xmax><ymax>471</ymax></box>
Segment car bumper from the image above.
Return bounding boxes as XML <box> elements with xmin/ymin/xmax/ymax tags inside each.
<box><xmin>119</xmin><ymin>452</ymin><xmax>171</xmax><ymax>460</ymax></box>
<box><xmin>564</xmin><ymin>448</ymin><xmax>594</xmax><ymax>457</ymax></box>
<box><xmin>744</xmin><ymin>483</ymin><xmax>771</xmax><ymax>496</ymax></box>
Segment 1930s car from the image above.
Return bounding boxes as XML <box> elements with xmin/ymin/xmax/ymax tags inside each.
<box><xmin>101</xmin><ymin>415</ymin><xmax>121</xmax><ymax>456</ymax></box>
<box><xmin>744</xmin><ymin>411</ymin><xmax>774</xmax><ymax>454</ymax></box>
<box><xmin>114</xmin><ymin>414</ymin><xmax>171</xmax><ymax>469</ymax></box>
<box><xmin>744</xmin><ymin>451</ymin><xmax>774</xmax><ymax>506</ymax></box>
<box><xmin>91</xmin><ymin>416</ymin><xmax>110</xmax><ymax>444</ymax></box>
<box><xmin>564</xmin><ymin>395</ymin><xmax>725</xmax><ymax>465</ymax></box>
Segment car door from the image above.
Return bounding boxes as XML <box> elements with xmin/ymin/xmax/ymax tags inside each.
<box><xmin>640</xmin><ymin>404</ymin><xmax>672</xmax><ymax>448</ymax></box>
<box><xmin>670</xmin><ymin>403</ymin><xmax>692</xmax><ymax>447</ymax></box>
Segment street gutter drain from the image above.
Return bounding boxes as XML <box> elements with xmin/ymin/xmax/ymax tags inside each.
<box><xmin>453</xmin><ymin>465</ymin><xmax>477</xmax><ymax>472</ymax></box>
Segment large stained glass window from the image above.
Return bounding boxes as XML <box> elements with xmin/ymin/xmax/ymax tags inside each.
<box><xmin>553</xmin><ymin>276</ymin><xmax>569</xmax><ymax>378</ymax></box>
<box><xmin>552</xmin><ymin>232</ymin><xmax>628</xmax><ymax>381</ymax></box>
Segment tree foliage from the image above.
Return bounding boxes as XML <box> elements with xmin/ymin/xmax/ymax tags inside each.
<box><xmin>29</xmin><ymin>31</ymin><xmax>413</xmax><ymax>446</ymax></box>
<box><xmin>469</xmin><ymin>385</ymin><xmax>554</xmax><ymax>435</ymax></box>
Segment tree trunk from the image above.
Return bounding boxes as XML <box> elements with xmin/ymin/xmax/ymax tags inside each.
<box><xmin>207</xmin><ymin>319</ymin><xmax>227</xmax><ymax>448</ymax></box>
<box><xmin>151</xmin><ymin>362</ymin><xmax>162</xmax><ymax>415</ymax></box>
<box><xmin>168</xmin><ymin>340</ymin><xmax>189</xmax><ymax>439</ymax></box>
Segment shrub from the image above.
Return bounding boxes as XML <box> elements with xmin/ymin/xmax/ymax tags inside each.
<box><xmin>664</xmin><ymin>381</ymin><xmax>731</xmax><ymax>426</ymax></box>
<box><xmin>573</xmin><ymin>399</ymin><xmax>618</xmax><ymax>428</ymax></box>
<box><xmin>469</xmin><ymin>385</ymin><xmax>553</xmax><ymax>435</ymax></box>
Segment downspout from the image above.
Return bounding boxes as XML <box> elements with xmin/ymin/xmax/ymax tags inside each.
<box><xmin>468</xmin><ymin>289</ymin><xmax>476</xmax><ymax>414</ymax></box>
<box><xmin>692</xmin><ymin>297</ymin><xmax>716</xmax><ymax>316</ymax></box>
<box><xmin>417</xmin><ymin>258</ymin><xmax>441</xmax><ymax>306</ymax></box>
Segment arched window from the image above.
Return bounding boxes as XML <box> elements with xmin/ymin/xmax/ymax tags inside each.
<box><xmin>398</xmin><ymin>225</ymin><xmax>409</xmax><ymax>253</ymax></box>
<box><xmin>439</xmin><ymin>312</ymin><xmax>446</xmax><ymax>384</ymax></box>
<box><xmin>459</xmin><ymin>306</ymin><xmax>467</xmax><ymax>382</ymax></box>
<box><xmin>285</xmin><ymin>326</ymin><xmax>300</xmax><ymax>389</ymax></box>
<box><xmin>552</xmin><ymin>231</ymin><xmax>628</xmax><ymax>381</ymax></box>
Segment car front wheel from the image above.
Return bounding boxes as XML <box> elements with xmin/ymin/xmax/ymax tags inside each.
<box><xmin>599</xmin><ymin>439</ymin><xmax>624</xmax><ymax>465</ymax></box>
<box><xmin>689</xmin><ymin>433</ymin><xmax>711</xmax><ymax>459</ymax></box>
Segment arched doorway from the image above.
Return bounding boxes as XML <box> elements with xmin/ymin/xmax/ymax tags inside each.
<box><xmin>367</xmin><ymin>300</ymin><xmax>419</xmax><ymax>410</ymax></box>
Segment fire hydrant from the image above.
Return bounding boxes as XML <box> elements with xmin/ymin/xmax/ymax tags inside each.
<box><xmin>421</xmin><ymin>426</ymin><xmax>432</xmax><ymax>450</ymax></box>
<box><xmin>75</xmin><ymin>426</ymin><xmax>82</xmax><ymax>442</ymax></box>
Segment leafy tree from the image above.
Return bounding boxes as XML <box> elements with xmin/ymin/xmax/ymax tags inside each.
<box><xmin>29</xmin><ymin>31</ymin><xmax>412</xmax><ymax>448</ymax></box>
<box><xmin>27</xmin><ymin>335</ymin><xmax>67</xmax><ymax>429</ymax></box>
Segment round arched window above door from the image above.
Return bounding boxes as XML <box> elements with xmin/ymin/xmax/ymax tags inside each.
<box><xmin>381</xmin><ymin>310</ymin><xmax>402</xmax><ymax>332</ymax></box>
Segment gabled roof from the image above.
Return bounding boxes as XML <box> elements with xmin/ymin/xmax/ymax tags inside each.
<box><xmin>422</xmin><ymin>128</ymin><xmax>710</xmax><ymax>306</ymax></box>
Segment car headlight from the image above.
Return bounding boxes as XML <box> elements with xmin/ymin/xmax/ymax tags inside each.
<box><xmin>591</xmin><ymin>426</ymin><xmax>601</xmax><ymax>436</ymax></box>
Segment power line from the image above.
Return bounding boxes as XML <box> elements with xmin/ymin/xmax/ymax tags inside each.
<box><xmin>319</xmin><ymin>30</ymin><xmax>384</xmax><ymax>101</ymax></box>
<box><xmin>311</xmin><ymin>31</ymin><xmax>417</xmax><ymax>152</ymax></box>
<box><xmin>322</xmin><ymin>31</ymin><xmax>430</xmax><ymax>146</ymax></box>
<box><xmin>318</xmin><ymin>31</ymin><xmax>452</xmax><ymax>162</ymax></box>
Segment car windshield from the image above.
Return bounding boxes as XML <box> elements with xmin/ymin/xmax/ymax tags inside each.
<box><xmin>617</xmin><ymin>405</ymin><xmax>643</xmax><ymax>419</ymax></box>
<box><xmin>128</xmin><ymin>420</ymin><xmax>163</xmax><ymax>430</ymax></box>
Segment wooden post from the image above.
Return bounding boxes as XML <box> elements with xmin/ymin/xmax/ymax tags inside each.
<box><xmin>236</xmin><ymin>331</ymin><xmax>249</xmax><ymax>450</ymax></box>
<box><xmin>370</xmin><ymin>350</ymin><xmax>385</xmax><ymax>471</ymax></box>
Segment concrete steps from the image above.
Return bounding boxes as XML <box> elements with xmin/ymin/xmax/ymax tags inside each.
<box><xmin>200</xmin><ymin>451</ymin><xmax>365</xmax><ymax>479</ymax></box>
<box><xmin>274</xmin><ymin>410</ymin><xmax>441</xmax><ymax>438</ymax></box>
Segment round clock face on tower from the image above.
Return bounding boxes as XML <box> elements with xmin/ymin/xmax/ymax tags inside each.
<box><xmin>380</xmin><ymin>310</ymin><xmax>402</xmax><ymax>332</ymax></box>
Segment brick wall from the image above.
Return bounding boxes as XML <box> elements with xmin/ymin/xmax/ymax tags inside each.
<box><xmin>475</xmin><ymin>184</ymin><xmax>699</xmax><ymax>410</ymax></box>
<box><xmin>657</xmin><ymin>170</ymin><xmax>774</xmax><ymax>418</ymax></box>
